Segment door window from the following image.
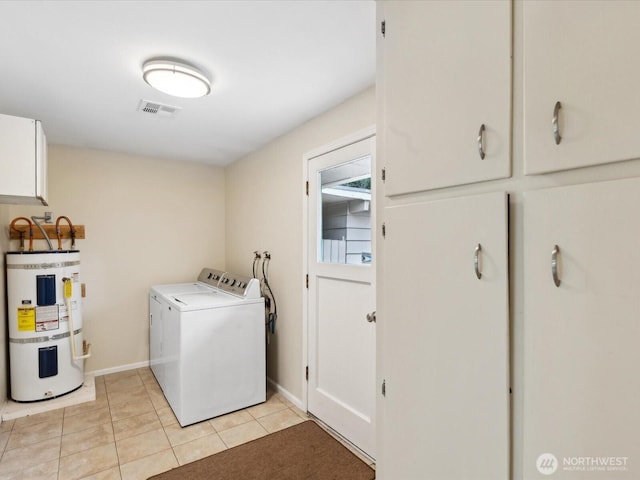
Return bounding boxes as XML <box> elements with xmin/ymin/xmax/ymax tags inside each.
<box><xmin>317</xmin><ymin>155</ymin><xmax>372</xmax><ymax>264</ymax></box>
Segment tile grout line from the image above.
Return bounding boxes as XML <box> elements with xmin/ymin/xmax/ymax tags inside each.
<box><xmin>3</xmin><ymin>370</ymin><xmax>373</xmax><ymax>479</ymax></box>
<box><xmin>143</xmin><ymin>370</ymin><xmax>181</xmax><ymax>469</ymax></box>
<box><xmin>104</xmin><ymin>376</ymin><xmax>124</xmax><ymax>480</ymax></box>
<box><xmin>57</xmin><ymin>406</ymin><xmax>66</xmax><ymax>480</ymax></box>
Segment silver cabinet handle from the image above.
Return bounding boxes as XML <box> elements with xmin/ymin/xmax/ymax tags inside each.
<box><xmin>551</xmin><ymin>245</ymin><xmax>561</xmax><ymax>287</ymax></box>
<box><xmin>474</xmin><ymin>244</ymin><xmax>482</xmax><ymax>279</ymax></box>
<box><xmin>552</xmin><ymin>101</ymin><xmax>562</xmax><ymax>145</ymax></box>
<box><xmin>366</xmin><ymin>311</ymin><xmax>376</xmax><ymax>323</ymax></box>
<box><xmin>477</xmin><ymin>124</ymin><xmax>486</xmax><ymax>160</ymax></box>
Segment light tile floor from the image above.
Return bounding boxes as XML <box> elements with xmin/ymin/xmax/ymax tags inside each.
<box><xmin>0</xmin><ymin>367</ymin><xmax>373</xmax><ymax>480</ymax></box>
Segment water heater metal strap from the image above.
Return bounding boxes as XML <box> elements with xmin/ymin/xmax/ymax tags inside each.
<box><xmin>9</xmin><ymin>328</ymin><xmax>82</xmax><ymax>344</ymax></box>
<box><xmin>7</xmin><ymin>260</ymin><xmax>80</xmax><ymax>270</ymax></box>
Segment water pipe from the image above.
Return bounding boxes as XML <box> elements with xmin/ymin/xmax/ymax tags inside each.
<box><xmin>55</xmin><ymin>216</ymin><xmax>76</xmax><ymax>250</ymax></box>
<box><xmin>10</xmin><ymin>217</ymin><xmax>34</xmax><ymax>252</ymax></box>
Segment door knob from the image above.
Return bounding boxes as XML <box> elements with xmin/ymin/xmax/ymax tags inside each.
<box><xmin>366</xmin><ymin>311</ymin><xmax>377</xmax><ymax>323</ymax></box>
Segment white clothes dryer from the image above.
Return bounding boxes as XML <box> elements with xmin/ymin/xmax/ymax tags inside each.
<box><xmin>150</xmin><ymin>268</ymin><xmax>265</xmax><ymax>426</ymax></box>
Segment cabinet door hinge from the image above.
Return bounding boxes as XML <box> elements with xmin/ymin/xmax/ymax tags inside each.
<box><xmin>381</xmin><ymin>20</ymin><xmax>386</xmax><ymax>37</ymax></box>
<box><xmin>306</xmin><ymin>274</ymin><xmax>309</xmax><ymax>289</ymax></box>
<box><xmin>381</xmin><ymin>167</ymin><xmax>386</xmax><ymax>182</ymax></box>
<box><xmin>382</xmin><ymin>379</ymin><xmax>386</xmax><ymax>396</ymax></box>
<box><xmin>305</xmin><ymin>181</ymin><xmax>309</xmax><ymax>196</ymax></box>
<box><xmin>382</xmin><ymin>223</ymin><xmax>386</xmax><ymax>238</ymax></box>
<box><xmin>306</xmin><ymin>365</ymin><xmax>309</xmax><ymax>381</ymax></box>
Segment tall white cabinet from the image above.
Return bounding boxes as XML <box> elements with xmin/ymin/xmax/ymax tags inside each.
<box><xmin>377</xmin><ymin>1</ymin><xmax>512</xmax><ymax>478</ymax></box>
<box><xmin>382</xmin><ymin>192</ymin><xmax>510</xmax><ymax>480</ymax></box>
<box><xmin>523</xmin><ymin>179</ymin><xmax>640</xmax><ymax>479</ymax></box>
<box><xmin>378</xmin><ymin>0</ymin><xmax>640</xmax><ymax>479</ymax></box>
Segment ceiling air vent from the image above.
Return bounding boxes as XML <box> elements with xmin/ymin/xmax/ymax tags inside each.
<box><xmin>137</xmin><ymin>100</ymin><xmax>181</xmax><ymax>118</ymax></box>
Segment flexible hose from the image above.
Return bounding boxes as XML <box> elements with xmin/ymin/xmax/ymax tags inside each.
<box><xmin>31</xmin><ymin>216</ymin><xmax>53</xmax><ymax>250</ymax></box>
<box><xmin>262</xmin><ymin>252</ymin><xmax>278</xmax><ymax>334</ymax></box>
<box><xmin>252</xmin><ymin>251</ymin><xmax>262</xmax><ymax>278</ymax></box>
<box><xmin>56</xmin><ymin>216</ymin><xmax>76</xmax><ymax>250</ymax></box>
<box><xmin>10</xmin><ymin>217</ymin><xmax>34</xmax><ymax>252</ymax></box>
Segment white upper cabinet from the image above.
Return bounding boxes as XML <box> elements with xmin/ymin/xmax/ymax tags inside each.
<box><xmin>0</xmin><ymin>113</ymin><xmax>48</xmax><ymax>206</ymax></box>
<box><xmin>524</xmin><ymin>1</ymin><xmax>640</xmax><ymax>175</ymax></box>
<box><xmin>379</xmin><ymin>0</ymin><xmax>511</xmax><ymax>196</ymax></box>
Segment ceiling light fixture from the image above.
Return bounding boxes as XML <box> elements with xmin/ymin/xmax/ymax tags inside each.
<box><xmin>142</xmin><ymin>59</ymin><xmax>211</xmax><ymax>98</ymax></box>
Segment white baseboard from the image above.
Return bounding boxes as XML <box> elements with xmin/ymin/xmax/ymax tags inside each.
<box><xmin>88</xmin><ymin>360</ymin><xmax>150</xmax><ymax>377</ymax></box>
<box><xmin>267</xmin><ymin>377</ymin><xmax>305</xmax><ymax>411</ymax></box>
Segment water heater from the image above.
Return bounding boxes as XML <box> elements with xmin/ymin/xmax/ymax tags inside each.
<box><xmin>6</xmin><ymin>251</ymin><xmax>84</xmax><ymax>401</ymax></box>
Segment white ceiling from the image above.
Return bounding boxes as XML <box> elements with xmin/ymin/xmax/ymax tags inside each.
<box><xmin>0</xmin><ymin>1</ymin><xmax>375</xmax><ymax>166</ymax></box>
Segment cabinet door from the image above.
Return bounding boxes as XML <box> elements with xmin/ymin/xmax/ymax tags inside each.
<box><xmin>149</xmin><ymin>294</ymin><xmax>164</xmax><ymax>387</ymax></box>
<box><xmin>523</xmin><ymin>178</ymin><xmax>640</xmax><ymax>479</ymax></box>
<box><xmin>0</xmin><ymin>114</ymin><xmax>37</xmax><ymax>197</ymax></box>
<box><xmin>524</xmin><ymin>1</ymin><xmax>640</xmax><ymax>175</ymax></box>
<box><xmin>380</xmin><ymin>1</ymin><xmax>511</xmax><ymax>196</ymax></box>
<box><xmin>380</xmin><ymin>192</ymin><xmax>509</xmax><ymax>480</ymax></box>
<box><xmin>0</xmin><ymin>114</ymin><xmax>47</xmax><ymax>205</ymax></box>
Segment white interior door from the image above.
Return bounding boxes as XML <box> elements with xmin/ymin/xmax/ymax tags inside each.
<box><xmin>307</xmin><ymin>135</ymin><xmax>376</xmax><ymax>458</ymax></box>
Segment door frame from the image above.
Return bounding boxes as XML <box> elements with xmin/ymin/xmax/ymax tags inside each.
<box><xmin>301</xmin><ymin>125</ymin><xmax>376</xmax><ymax>412</ymax></box>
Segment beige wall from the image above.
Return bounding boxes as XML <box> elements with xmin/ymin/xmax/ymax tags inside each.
<box><xmin>0</xmin><ymin>88</ymin><xmax>372</xmax><ymax>404</ymax></box>
<box><xmin>1</xmin><ymin>145</ymin><xmax>225</xmax><ymax>377</ymax></box>
<box><xmin>225</xmin><ymin>87</ymin><xmax>375</xmax><ymax>402</ymax></box>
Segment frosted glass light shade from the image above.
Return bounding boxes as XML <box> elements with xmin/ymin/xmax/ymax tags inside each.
<box><xmin>142</xmin><ymin>60</ymin><xmax>211</xmax><ymax>98</ymax></box>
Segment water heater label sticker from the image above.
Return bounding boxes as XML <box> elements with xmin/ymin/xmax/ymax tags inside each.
<box><xmin>59</xmin><ymin>301</ymin><xmax>77</xmax><ymax>321</ymax></box>
<box><xmin>36</xmin><ymin>305</ymin><xmax>59</xmax><ymax>331</ymax></box>
<box><xmin>17</xmin><ymin>307</ymin><xmax>36</xmax><ymax>331</ymax></box>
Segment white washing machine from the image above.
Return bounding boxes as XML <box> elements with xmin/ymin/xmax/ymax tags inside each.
<box><xmin>150</xmin><ymin>268</ymin><xmax>265</xmax><ymax>426</ymax></box>
<box><xmin>149</xmin><ymin>268</ymin><xmax>225</xmax><ymax>383</ymax></box>
<box><xmin>150</xmin><ymin>268</ymin><xmax>224</xmax><ymax>297</ymax></box>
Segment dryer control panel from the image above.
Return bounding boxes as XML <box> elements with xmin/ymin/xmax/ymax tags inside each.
<box><xmin>198</xmin><ymin>268</ymin><xmax>261</xmax><ymax>298</ymax></box>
